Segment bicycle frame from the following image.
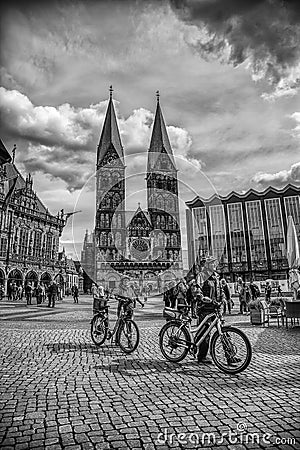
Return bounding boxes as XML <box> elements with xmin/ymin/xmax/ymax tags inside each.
<box><xmin>171</xmin><ymin>311</ymin><xmax>224</xmax><ymax>351</ymax></box>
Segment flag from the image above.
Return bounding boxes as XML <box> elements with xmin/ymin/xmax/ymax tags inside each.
<box><xmin>2</xmin><ymin>176</ymin><xmax>18</xmax><ymax>212</ymax></box>
<box><xmin>0</xmin><ymin>139</ymin><xmax>12</xmax><ymax>165</ymax></box>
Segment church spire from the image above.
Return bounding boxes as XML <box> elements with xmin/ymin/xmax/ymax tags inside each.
<box><xmin>148</xmin><ymin>92</ymin><xmax>176</xmax><ymax>171</ymax></box>
<box><xmin>96</xmin><ymin>86</ymin><xmax>124</xmax><ymax>168</ymax></box>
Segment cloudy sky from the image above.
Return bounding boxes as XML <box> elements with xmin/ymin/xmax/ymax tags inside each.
<box><xmin>0</xmin><ymin>0</ymin><xmax>299</xmax><ymax>260</ymax></box>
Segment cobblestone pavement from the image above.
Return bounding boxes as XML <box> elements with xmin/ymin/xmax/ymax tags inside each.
<box><xmin>0</xmin><ymin>297</ymin><xmax>299</xmax><ymax>449</ymax></box>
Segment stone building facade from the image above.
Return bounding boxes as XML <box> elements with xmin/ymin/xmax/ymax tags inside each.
<box><xmin>0</xmin><ymin>154</ymin><xmax>78</xmax><ymax>297</ymax></box>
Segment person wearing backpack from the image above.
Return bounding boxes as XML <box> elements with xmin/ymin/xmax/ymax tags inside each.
<box><xmin>249</xmin><ymin>279</ymin><xmax>260</xmax><ymax>300</ymax></box>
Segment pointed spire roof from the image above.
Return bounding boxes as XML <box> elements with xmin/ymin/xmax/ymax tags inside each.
<box><xmin>97</xmin><ymin>86</ymin><xmax>124</xmax><ymax>167</ymax></box>
<box><xmin>148</xmin><ymin>92</ymin><xmax>176</xmax><ymax>171</ymax></box>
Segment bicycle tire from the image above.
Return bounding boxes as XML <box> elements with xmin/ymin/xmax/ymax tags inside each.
<box><xmin>159</xmin><ymin>320</ymin><xmax>190</xmax><ymax>363</ymax></box>
<box><xmin>210</xmin><ymin>326</ymin><xmax>252</xmax><ymax>374</ymax></box>
<box><xmin>117</xmin><ymin>319</ymin><xmax>140</xmax><ymax>354</ymax></box>
<box><xmin>90</xmin><ymin>314</ymin><xmax>108</xmax><ymax>346</ymax></box>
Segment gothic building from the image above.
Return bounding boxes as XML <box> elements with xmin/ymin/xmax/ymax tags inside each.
<box><xmin>82</xmin><ymin>89</ymin><xmax>183</xmax><ymax>292</ymax></box>
<box><xmin>0</xmin><ymin>144</ymin><xmax>79</xmax><ymax>297</ymax></box>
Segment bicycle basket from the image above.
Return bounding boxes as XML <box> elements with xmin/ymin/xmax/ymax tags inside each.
<box><xmin>196</xmin><ymin>299</ymin><xmax>216</xmax><ymax>317</ymax></box>
<box><xmin>93</xmin><ymin>297</ymin><xmax>108</xmax><ymax>314</ymax></box>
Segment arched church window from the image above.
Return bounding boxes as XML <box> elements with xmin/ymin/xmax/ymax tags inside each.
<box><xmin>156</xmin><ymin>196</ymin><xmax>163</xmax><ymax>209</ymax></box>
<box><xmin>158</xmin><ymin>232</ymin><xmax>164</xmax><ymax>247</ymax></box>
<box><xmin>166</xmin><ymin>234</ymin><xmax>171</xmax><ymax>247</ymax></box>
<box><xmin>115</xmin><ymin>232</ymin><xmax>121</xmax><ymax>246</ymax></box>
<box><xmin>112</xmin><ymin>193</ymin><xmax>121</xmax><ymax>208</ymax></box>
<box><xmin>100</xmin><ymin>232</ymin><xmax>105</xmax><ymax>246</ymax></box>
<box><xmin>171</xmin><ymin>234</ymin><xmax>177</xmax><ymax>246</ymax></box>
<box><xmin>100</xmin><ymin>214</ymin><xmax>105</xmax><ymax>228</ymax></box>
<box><xmin>161</xmin><ymin>216</ymin><xmax>165</xmax><ymax>229</ymax></box>
<box><xmin>108</xmin><ymin>232</ymin><xmax>113</xmax><ymax>246</ymax></box>
<box><xmin>118</xmin><ymin>215</ymin><xmax>122</xmax><ymax>228</ymax></box>
<box><xmin>156</xmin><ymin>215</ymin><xmax>161</xmax><ymax>227</ymax></box>
<box><xmin>105</xmin><ymin>214</ymin><xmax>110</xmax><ymax>228</ymax></box>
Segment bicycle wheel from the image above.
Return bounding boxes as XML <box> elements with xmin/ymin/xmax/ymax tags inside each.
<box><xmin>210</xmin><ymin>326</ymin><xmax>252</xmax><ymax>374</ymax></box>
<box><xmin>117</xmin><ymin>319</ymin><xmax>139</xmax><ymax>354</ymax></box>
<box><xmin>90</xmin><ymin>314</ymin><xmax>108</xmax><ymax>346</ymax></box>
<box><xmin>159</xmin><ymin>321</ymin><xmax>190</xmax><ymax>363</ymax></box>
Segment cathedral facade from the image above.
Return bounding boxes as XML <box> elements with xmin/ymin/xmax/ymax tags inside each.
<box><xmin>91</xmin><ymin>89</ymin><xmax>183</xmax><ymax>293</ymax></box>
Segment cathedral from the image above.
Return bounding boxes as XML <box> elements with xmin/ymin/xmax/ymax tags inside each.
<box><xmin>84</xmin><ymin>88</ymin><xmax>183</xmax><ymax>293</ymax></box>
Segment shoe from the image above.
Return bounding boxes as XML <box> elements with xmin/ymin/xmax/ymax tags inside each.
<box><xmin>227</xmin><ymin>357</ymin><xmax>242</xmax><ymax>365</ymax></box>
<box><xmin>200</xmin><ymin>358</ymin><xmax>213</xmax><ymax>364</ymax></box>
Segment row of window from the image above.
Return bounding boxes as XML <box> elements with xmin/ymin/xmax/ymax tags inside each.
<box><xmin>5</xmin><ymin>228</ymin><xmax>59</xmax><ymax>260</ymax></box>
<box><xmin>192</xmin><ymin>196</ymin><xmax>300</xmax><ymax>265</ymax></box>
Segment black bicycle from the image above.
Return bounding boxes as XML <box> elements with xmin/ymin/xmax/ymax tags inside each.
<box><xmin>160</xmin><ymin>297</ymin><xmax>252</xmax><ymax>374</ymax></box>
<box><xmin>91</xmin><ymin>294</ymin><xmax>142</xmax><ymax>354</ymax></box>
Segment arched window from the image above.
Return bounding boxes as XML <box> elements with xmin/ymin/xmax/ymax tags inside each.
<box><xmin>171</xmin><ymin>234</ymin><xmax>177</xmax><ymax>246</ymax></box>
<box><xmin>115</xmin><ymin>232</ymin><xmax>121</xmax><ymax>246</ymax></box>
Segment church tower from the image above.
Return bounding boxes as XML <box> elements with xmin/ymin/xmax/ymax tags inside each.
<box><xmin>146</xmin><ymin>92</ymin><xmax>182</xmax><ymax>266</ymax></box>
<box><xmin>95</xmin><ymin>87</ymin><xmax>126</xmax><ymax>283</ymax></box>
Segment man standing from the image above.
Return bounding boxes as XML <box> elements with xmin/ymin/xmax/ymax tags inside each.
<box><xmin>48</xmin><ymin>281</ymin><xmax>58</xmax><ymax>308</ymax></box>
<box><xmin>72</xmin><ymin>284</ymin><xmax>79</xmax><ymax>304</ymax></box>
<box><xmin>221</xmin><ymin>278</ymin><xmax>233</xmax><ymax>314</ymax></box>
<box><xmin>25</xmin><ymin>282</ymin><xmax>32</xmax><ymax>305</ymax></box>
<box><xmin>265</xmin><ymin>281</ymin><xmax>272</xmax><ymax>304</ymax></box>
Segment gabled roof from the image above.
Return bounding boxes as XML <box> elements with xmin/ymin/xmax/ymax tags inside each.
<box><xmin>147</xmin><ymin>98</ymin><xmax>176</xmax><ymax>171</ymax></box>
<box><xmin>0</xmin><ymin>139</ymin><xmax>11</xmax><ymax>165</ymax></box>
<box><xmin>126</xmin><ymin>205</ymin><xmax>152</xmax><ymax>228</ymax></box>
<box><xmin>186</xmin><ymin>183</ymin><xmax>300</xmax><ymax>208</ymax></box>
<box><xmin>97</xmin><ymin>96</ymin><xmax>124</xmax><ymax>167</ymax></box>
<box><xmin>3</xmin><ymin>162</ymin><xmax>49</xmax><ymax>214</ymax></box>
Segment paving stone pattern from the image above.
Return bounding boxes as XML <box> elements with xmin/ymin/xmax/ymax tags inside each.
<box><xmin>0</xmin><ymin>300</ymin><xmax>299</xmax><ymax>449</ymax></box>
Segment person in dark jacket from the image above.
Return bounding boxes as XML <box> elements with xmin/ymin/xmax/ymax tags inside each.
<box><xmin>220</xmin><ymin>278</ymin><xmax>233</xmax><ymax>314</ymax></box>
<box><xmin>48</xmin><ymin>281</ymin><xmax>58</xmax><ymax>308</ymax></box>
<box><xmin>265</xmin><ymin>281</ymin><xmax>272</xmax><ymax>303</ymax></box>
<box><xmin>72</xmin><ymin>284</ymin><xmax>79</xmax><ymax>303</ymax></box>
<box><xmin>25</xmin><ymin>283</ymin><xmax>32</xmax><ymax>305</ymax></box>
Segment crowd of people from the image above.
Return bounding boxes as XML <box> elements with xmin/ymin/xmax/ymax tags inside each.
<box><xmin>162</xmin><ymin>262</ymin><xmax>284</xmax><ymax>318</ymax></box>
<box><xmin>0</xmin><ymin>280</ymin><xmax>80</xmax><ymax>308</ymax></box>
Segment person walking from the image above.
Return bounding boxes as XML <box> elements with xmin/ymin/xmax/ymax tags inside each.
<box><xmin>7</xmin><ymin>282</ymin><xmax>12</xmax><ymax>301</ymax></box>
<box><xmin>48</xmin><ymin>281</ymin><xmax>58</xmax><ymax>308</ymax></box>
<box><xmin>12</xmin><ymin>282</ymin><xmax>18</xmax><ymax>301</ymax></box>
<box><xmin>72</xmin><ymin>284</ymin><xmax>79</xmax><ymax>304</ymax></box>
<box><xmin>239</xmin><ymin>283</ymin><xmax>248</xmax><ymax>314</ymax></box>
<box><xmin>221</xmin><ymin>278</ymin><xmax>233</xmax><ymax>314</ymax></box>
<box><xmin>277</xmin><ymin>284</ymin><xmax>282</xmax><ymax>297</ymax></box>
<box><xmin>17</xmin><ymin>284</ymin><xmax>23</xmax><ymax>301</ymax></box>
<box><xmin>36</xmin><ymin>283</ymin><xmax>43</xmax><ymax>305</ymax></box>
<box><xmin>25</xmin><ymin>283</ymin><xmax>32</xmax><ymax>305</ymax></box>
<box><xmin>249</xmin><ymin>279</ymin><xmax>260</xmax><ymax>301</ymax></box>
<box><xmin>265</xmin><ymin>281</ymin><xmax>272</xmax><ymax>304</ymax></box>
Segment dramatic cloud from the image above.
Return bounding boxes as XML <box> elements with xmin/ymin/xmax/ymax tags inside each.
<box><xmin>0</xmin><ymin>87</ymin><xmax>193</xmax><ymax>191</ymax></box>
<box><xmin>252</xmin><ymin>161</ymin><xmax>300</xmax><ymax>188</ymax></box>
<box><xmin>171</xmin><ymin>0</ymin><xmax>300</xmax><ymax>99</ymax></box>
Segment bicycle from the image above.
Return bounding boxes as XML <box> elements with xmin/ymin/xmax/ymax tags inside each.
<box><xmin>159</xmin><ymin>297</ymin><xmax>252</xmax><ymax>374</ymax></box>
<box><xmin>90</xmin><ymin>293</ymin><xmax>142</xmax><ymax>354</ymax></box>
